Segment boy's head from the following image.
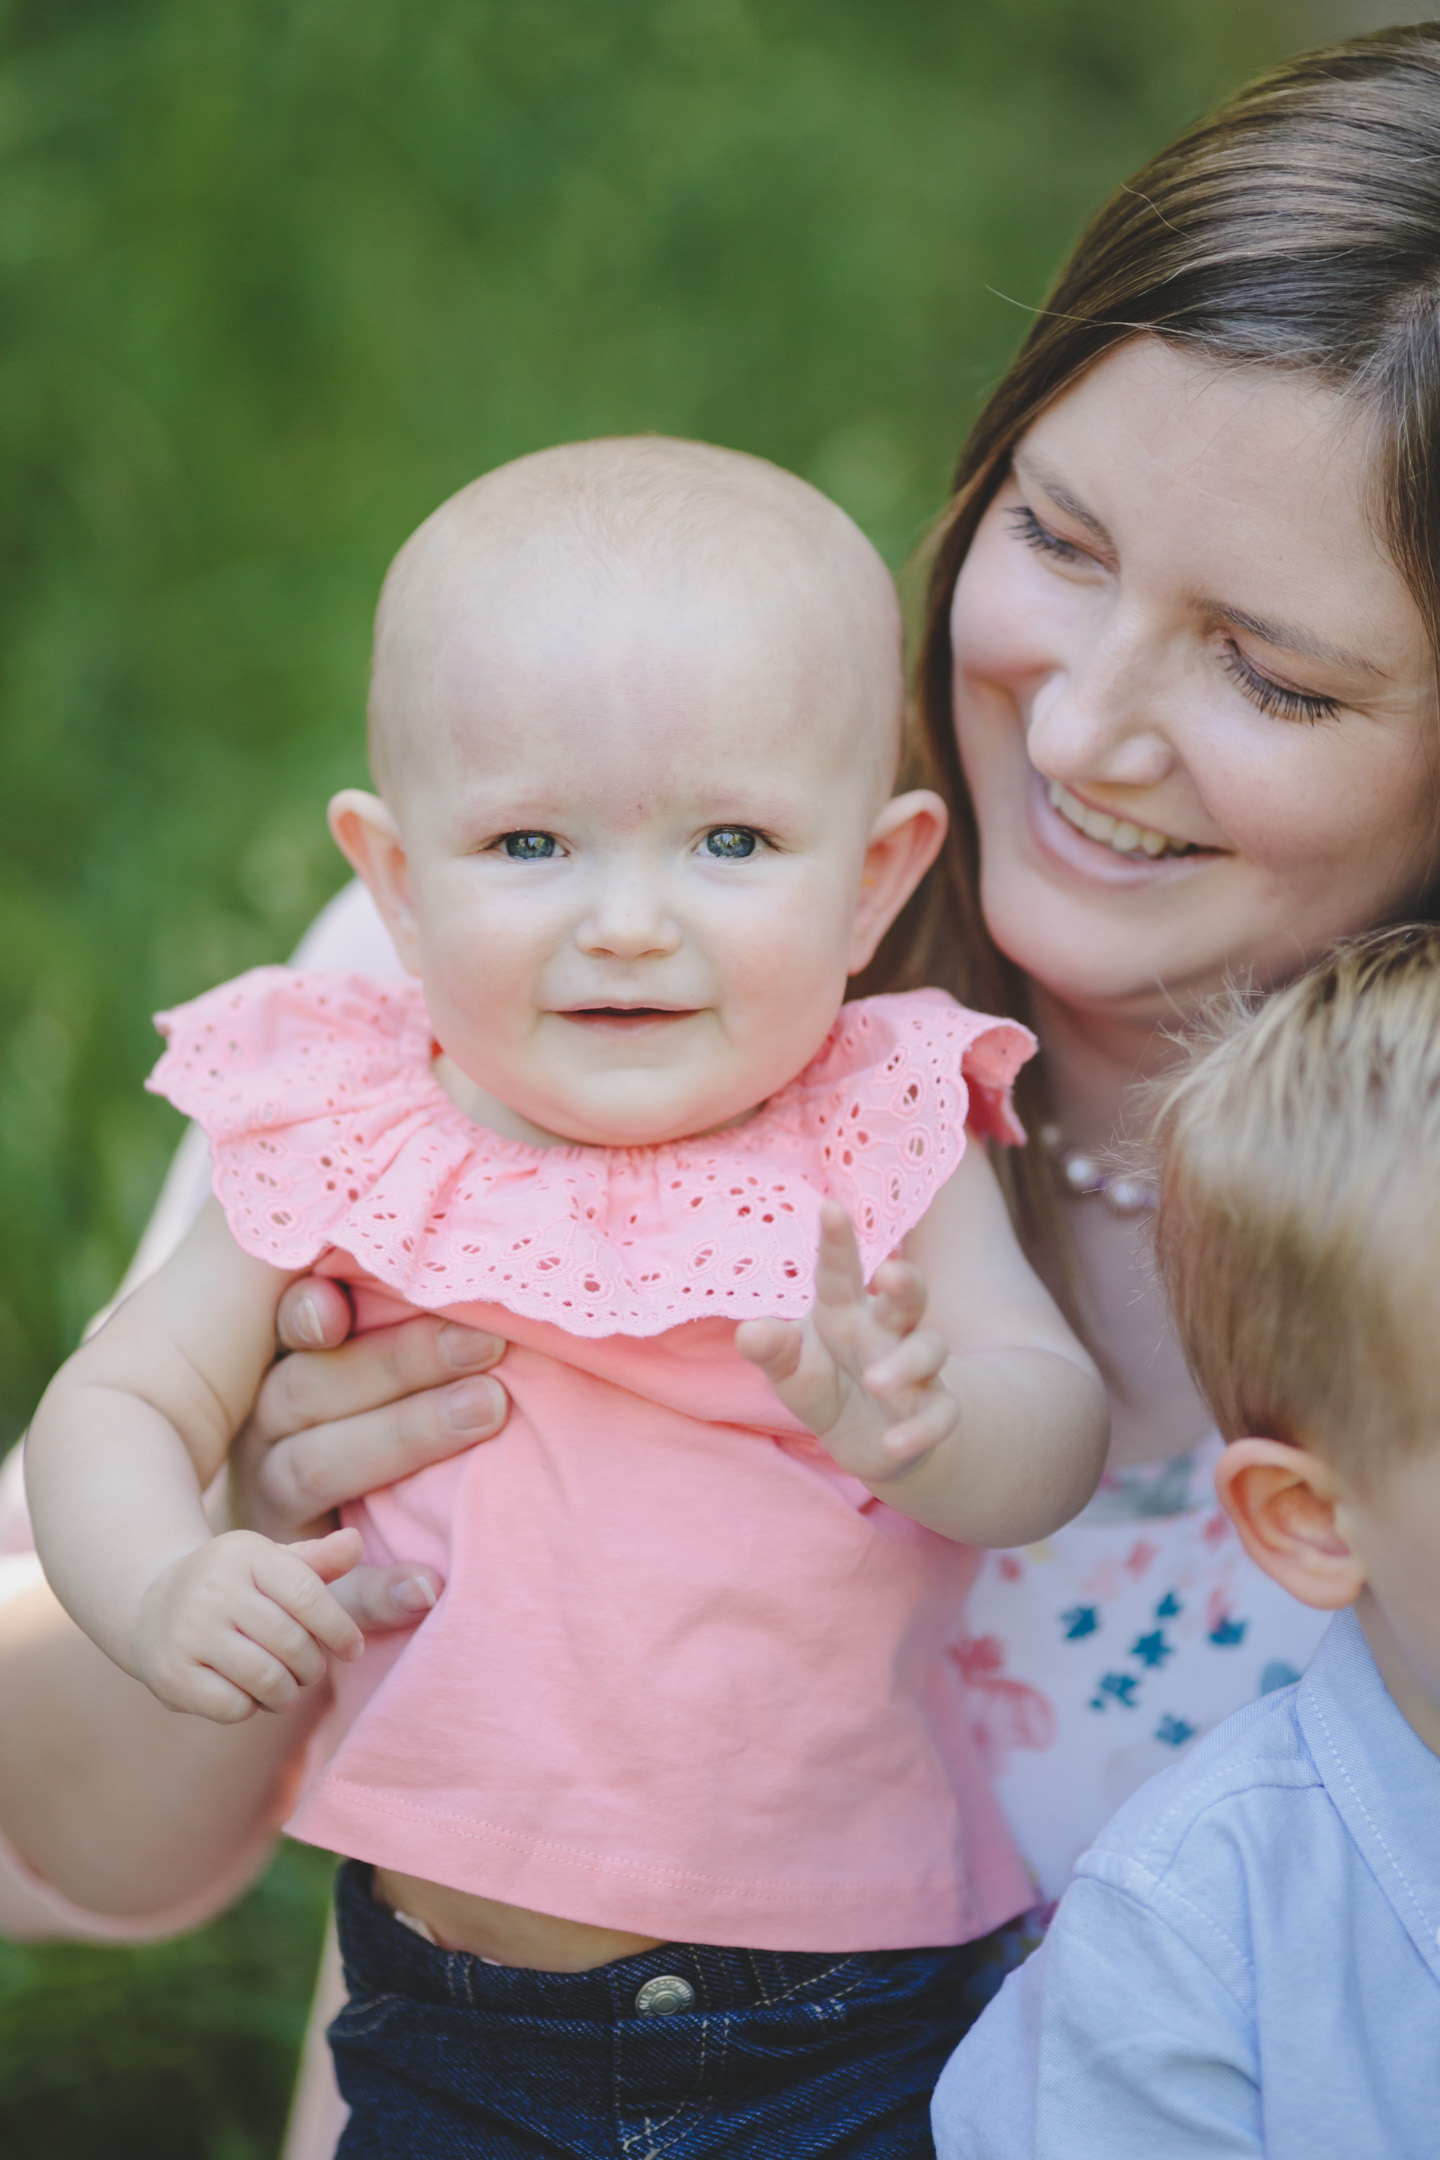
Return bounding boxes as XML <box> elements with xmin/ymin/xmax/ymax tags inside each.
<box><xmin>329</xmin><ymin>438</ymin><xmax>946</xmax><ymax>1148</ymax></box>
<box><xmin>1153</xmin><ymin>924</ymin><xmax>1440</xmax><ymax>1747</ymax></box>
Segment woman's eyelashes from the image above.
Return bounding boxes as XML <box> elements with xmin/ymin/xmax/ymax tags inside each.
<box><xmin>1008</xmin><ymin>503</ymin><xmax>1096</xmax><ymax>569</ymax></box>
<box><xmin>1221</xmin><ymin>643</ymin><xmax>1339</xmax><ymax>725</ymax></box>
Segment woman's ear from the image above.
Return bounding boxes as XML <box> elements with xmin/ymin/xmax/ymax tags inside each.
<box><xmin>848</xmin><ymin>790</ymin><xmax>949</xmax><ymax>974</ymax></box>
<box><xmin>1214</xmin><ymin>1438</ymin><xmax>1366</xmax><ymax>1612</ymax></box>
<box><xmin>328</xmin><ymin>790</ymin><xmax>424</xmax><ymax>976</ymax></box>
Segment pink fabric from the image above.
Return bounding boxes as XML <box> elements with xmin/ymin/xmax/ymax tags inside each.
<box><xmin>150</xmin><ymin>972</ymin><xmax>1038</xmax><ymax>1950</ymax></box>
<box><xmin>149</xmin><ymin>972</ymin><xmax>1031</xmax><ymax>1335</ymax></box>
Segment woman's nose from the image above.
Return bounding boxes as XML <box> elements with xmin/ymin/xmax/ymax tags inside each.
<box><xmin>1023</xmin><ymin>616</ymin><xmax>1177</xmax><ymax>792</ymax></box>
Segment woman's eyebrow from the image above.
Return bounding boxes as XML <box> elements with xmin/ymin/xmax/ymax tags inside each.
<box><xmin>1013</xmin><ymin>457</ymin><xmax>1113</xmax><ymax>546</ymax></box>
<box><xmin>1206</xmin><ymin>602</ymin><xmax>1383</xmax><ymax>678</ymax></box>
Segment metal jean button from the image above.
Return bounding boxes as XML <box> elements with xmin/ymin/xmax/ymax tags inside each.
<box><xmin>635</xmin><ymin>1973</ymin><xmax>695</xmax><ymax>2016</ymax></box>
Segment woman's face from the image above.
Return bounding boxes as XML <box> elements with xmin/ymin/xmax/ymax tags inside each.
<box><xmin>951</xmin><ymin>338</ymin><xmax>1440</xmax><ymax>1027</ymax></box>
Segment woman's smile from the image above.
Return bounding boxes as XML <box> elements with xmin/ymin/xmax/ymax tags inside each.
<box><xmin>1043</xmin><ymin>777</ymin><xmax>1207</xmax><ymax>862</ymax></box>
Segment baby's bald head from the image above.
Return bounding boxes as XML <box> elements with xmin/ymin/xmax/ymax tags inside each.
<box><xmin>366</xmin><ymin>437</ymin><xmax>903</xmax><ymax>811</ymax></box>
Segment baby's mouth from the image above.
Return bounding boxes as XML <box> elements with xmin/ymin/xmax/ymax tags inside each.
<box><xmin>1047</xmin><ymin>779</ymin><xmax>1201</xmax><ymax>860</ymax></box>
<box><xmin>559</xmin><ymin>1007</ymin><xmax>697</xmax><ymax>1031</ymax></box>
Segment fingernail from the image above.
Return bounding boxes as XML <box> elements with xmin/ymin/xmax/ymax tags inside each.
<box><xmin>438</xmin><ymin>1324</ymin><xmax>503</xmax><ymax>1371</ymax></box>
<box><xmin>294</xmin><ymin>1296</ymin><xmax>327</xmax><ymax>1349</ymax></box>
<box><xmin>390</xmin><ymin>1574</ymin><xmax>437</xmax><ymax>1614</ymax></box>
<box><xmin>444</xmin><ymin>1377</ymin><xmax>501</xmax><ymax>1431</ymax></box>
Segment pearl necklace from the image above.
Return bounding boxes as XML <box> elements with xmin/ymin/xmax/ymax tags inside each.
<box><xmin>1040</xmin><ymin>1123</ymin><xmax>1156</xmax><ymax>1217</ymax></box>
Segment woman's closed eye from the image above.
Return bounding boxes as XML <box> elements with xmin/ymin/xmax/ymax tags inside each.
<box><xmin>1008</xmin><ymin>503</ymin><xmax>1096</xmax><ymax>570</ymax></box>
<box><xmin>1221</xmin><ymin>643</ymin><xmax>1339</xmax><ymax>725</ymax></box>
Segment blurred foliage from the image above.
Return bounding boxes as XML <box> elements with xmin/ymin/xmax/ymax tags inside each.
<box><xmin>0</xmin><ymin>0</ymin><xmax>1321</xmax><ymax>2151</ymax></box>
<box><xmin>0</xmin><ymin>1841</ymin><xmax>334</xmax><ymax>2156</ymax></box>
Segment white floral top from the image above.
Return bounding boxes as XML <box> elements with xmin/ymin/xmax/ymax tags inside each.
<box><xmin>961</xmin><ymin>1436</ymin><xmax>1330</xmax><ymax>1907</ymax></box>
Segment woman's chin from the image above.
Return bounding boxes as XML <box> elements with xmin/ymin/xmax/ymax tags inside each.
<box><xmin>979</xmin><ymin>880</ymin><xmax>1236</xmax><ymax>1027</ymax></box>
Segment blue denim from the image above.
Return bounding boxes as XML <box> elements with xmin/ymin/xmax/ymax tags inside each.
<box><xmin>329</xmin><ymin>1862</ymin><xmax>1018</xmax><ymax>2157</ymax></box>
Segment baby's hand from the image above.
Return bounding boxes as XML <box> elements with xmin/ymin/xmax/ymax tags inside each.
<box><xmin>130</xmin><ymin>1526</ymin><xmax>366</xmax><ymax>1723</ymax></box>
<box><xmin>736</xmin><ymin>1202</ymin><xmax>958</xmax><ymax>1486</ymax></box>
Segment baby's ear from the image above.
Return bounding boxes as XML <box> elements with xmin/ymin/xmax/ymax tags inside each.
<box><xmin>848</xmin><ymin>790</ymin><xmax>949</xmax><ymax>975</ymax></box>
<box><xmin>1214</xmin><ymin>1438</ymin><xmax>1366</xmax><ymax>1611</ymax></box>
<box><xmin>328</xmin><ymin>791</ymin><xmax>424</xmax><ymax>976</ymax></box>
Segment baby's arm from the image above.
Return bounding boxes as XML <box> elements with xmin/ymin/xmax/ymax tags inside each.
<box><xmin>736</xmin><ymin>1142</ymin><xmax>1108</xmax><ymax>1545</ymax></box>
<box><xmin>26</xmin><ymin>1198</ymin><xmax>363</xmax><ymax>1722</ymax></box>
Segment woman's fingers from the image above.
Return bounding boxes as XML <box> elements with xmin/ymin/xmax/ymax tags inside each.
<box><xmin>228</xmin><ymin>1313</ymin><xmax>511</xmax><ymax>1541</ymax></box>
<box><xmin>238</xmin><ymin>1376</ymin><xmax>507</xmax><ymax>1538</ymax></box>
<box><xmin>275</xmin><ymin>1275</ymin><xmax>356</xmax><ymax>1352</ymax></box>
<box><xmin>327</xmin><ymin>1563</ymin><xmax>441</xmax><ymax>1631</ymax></box>
<box><xmin>254</xmin><ymin>1313</ymin><xmax>507</xmax><ymax>1442</ymax></box>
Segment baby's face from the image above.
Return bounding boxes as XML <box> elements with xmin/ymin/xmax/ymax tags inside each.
<box><xmin>357</xmin><ymin>565</ymin><xmax>913</xmax><ymax>1148</ymax></box>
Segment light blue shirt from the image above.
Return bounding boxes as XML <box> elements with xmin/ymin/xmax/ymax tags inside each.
<box><xmin>933</xmin><ymin>1610</ymin><xmax>1440</xmax><ymax>2159</ymax></box>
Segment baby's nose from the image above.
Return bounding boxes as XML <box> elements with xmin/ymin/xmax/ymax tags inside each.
<box><xmin>575</xmin><ymin>876</ymin><xmax>681</xmax><ymax>960</ymax></box>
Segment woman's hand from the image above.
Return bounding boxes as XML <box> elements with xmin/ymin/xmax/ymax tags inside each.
<box><xmin>223</xmin><ymin>1276</ymin><xmax>509</xmax><ymax>1627</ymax></box>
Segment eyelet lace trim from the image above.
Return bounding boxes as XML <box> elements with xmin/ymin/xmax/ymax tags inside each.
<box><xmin>149</xmin><ymin>970</ymin><xmax>1034</xmax><ymax>1337</ymax></box>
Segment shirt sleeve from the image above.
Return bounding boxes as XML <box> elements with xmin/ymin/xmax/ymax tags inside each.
<box><xmin>932</xmin><ymin>1874</ymin><xmax>1262</xmax><ymax>2159</ymax></box>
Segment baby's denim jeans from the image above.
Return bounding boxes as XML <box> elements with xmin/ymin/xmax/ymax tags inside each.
<box><xmin>329</xmin><ymin>1861</ymin><xmax>1019</xmax><ymax>2157</ymax></box>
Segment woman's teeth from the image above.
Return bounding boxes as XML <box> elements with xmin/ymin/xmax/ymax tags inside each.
<box><xmin>1047</xmin><ymin>779</ymin><xmax>1192</xmax><ymax>859</ymax></box>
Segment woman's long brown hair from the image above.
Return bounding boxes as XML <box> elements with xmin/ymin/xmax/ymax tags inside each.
<box><xmin>856</xmin><ymin>20</ymin><xmax>1440</xmax><ymax>1296</ymax></box>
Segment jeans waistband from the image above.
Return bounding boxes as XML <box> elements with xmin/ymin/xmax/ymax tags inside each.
<box><xmin>334</xmin><ymin>1860</ymin><xmax>962</xmax><ymax>2022</ymax></box>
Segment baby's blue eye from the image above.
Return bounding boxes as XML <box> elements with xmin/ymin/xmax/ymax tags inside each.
<box><xmin>501</xmin><ymin>832</ymin><xmax>557</xmax><ymax>861</ymax></box>
<box><xmin>704</xmin><ymin>828</ymin><xmax>758</xmax><ymax>860</ymax></box>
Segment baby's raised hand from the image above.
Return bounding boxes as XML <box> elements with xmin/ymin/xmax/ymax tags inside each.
<box><xmin>736</xmin><ymin>1203</ymin><xmax>958</xmax><ymax>1486</ymax></box>
<box><xmin>130</xmin><ymin>1526</ymin><xmax>366</xmax><ymax>1723</ymax></box>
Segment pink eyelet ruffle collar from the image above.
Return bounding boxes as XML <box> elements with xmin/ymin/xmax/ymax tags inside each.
<box><xmin>148</xmin><ymin>970</ymin><xmax>1035</xmax><ymax>1338</ymax></box>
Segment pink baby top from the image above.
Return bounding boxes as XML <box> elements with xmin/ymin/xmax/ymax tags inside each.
<box><xmin>149</xmin><ymin>969</ymin><xmax>1038</xmax><ymax>1953</ymax></box>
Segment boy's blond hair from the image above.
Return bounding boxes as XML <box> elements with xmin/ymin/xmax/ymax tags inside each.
<box><xmin>1153</xmin><ymin>925</ymin><xmax>1440</xmax><ymax>1485</ymax></box>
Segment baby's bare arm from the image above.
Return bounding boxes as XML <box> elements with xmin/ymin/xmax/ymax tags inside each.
<box><xmin>26</xmin><ymin>1199</ymin><xmax>362</xmax><ymax>1718</ymax></box>
<box><xmin>739</xmin><ymin>1144</ymin><xmax>1108</xmax><ymax>1546</ymax></box>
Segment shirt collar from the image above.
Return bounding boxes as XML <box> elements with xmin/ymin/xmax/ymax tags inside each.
<box><xmin>1298</xmin><ymin>1608</ymin><xmax>1440</xmax><ymax>1982</ymax></box>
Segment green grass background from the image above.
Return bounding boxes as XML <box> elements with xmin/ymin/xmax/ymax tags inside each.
<box><xmin>0</xmin><ymin>0</ymin><xmax>1350</xmax><ymax>2149</ymax></box>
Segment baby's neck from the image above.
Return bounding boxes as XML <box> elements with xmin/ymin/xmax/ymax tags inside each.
<box><xmin>432</xmin><ymin>1052</ymin><xmax>763</xmax><ymax>1151</ymax></box>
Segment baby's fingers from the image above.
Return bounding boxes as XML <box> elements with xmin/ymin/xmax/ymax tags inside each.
<box><xmin>735</xmin><ymin>1317</ymin><xmax>805</xmax><ymax>1384</ymax></box>
<box><xmin>812</xmin><ymin>1203</ymin><xmax>867</xmax><ymax>1311</ymax></box>
<box><xmin>878</xmin><ymin>1391</ymin><xmax>960</xmax><ymax>1472</ymax></box>
<box><xmin>160</xmin><ymin>1662</ymin><xmax>264</xmax><ymax>1725</ymax></box>
<box><xmin>865</xmin><ymin>1325</ymin><xmax>948</xmax><ymax>1399</ymax></box>
<box><xmin>252</xmin><ymin>1540</ymin><xmax>364</xmax><ymax>1665</ymax></box>
<box><xmin>867</xmin><ymin>1259</ymin><xmax>928</xmax><ymax>1340</ymax></box>
<box><xmin>203</xmin><ymin>1625</ymin><xmax>310</xmax><ymax>1713</ymax></box>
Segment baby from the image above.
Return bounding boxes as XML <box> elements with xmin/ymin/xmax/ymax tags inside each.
<box><xmin>933</xmin><ymin>924</ymin><xmax>1440</xmax><ymax>2159</ymax></box>
<box><xmin>28</xmin><ymin>439</ymin><xmax>1107</xmax><ymax>2156</ymax></box>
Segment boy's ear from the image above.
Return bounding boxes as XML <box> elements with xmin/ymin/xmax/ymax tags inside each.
<box><xmin>848</xmin><ymin>790</ymin><xmax>949</xmax><ymax>975</ymax></box>
<box><xmin>1214</xmin><ymin>1439</ymin><xmax>1366</xmax><ymax>1612</ymax></box>
<box><xmin>328</xmin><ymin>790</ymin><xmax>424</xmax><ymax>976</ymax></box>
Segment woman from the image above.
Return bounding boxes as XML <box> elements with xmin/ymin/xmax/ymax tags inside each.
<box><xmin>4</xmin><ymin>20</ymin><xmax>1440</xmax><ymax>2154</ymax></box>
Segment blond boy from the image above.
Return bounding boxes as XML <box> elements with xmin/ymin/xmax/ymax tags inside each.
<box><xmin>933</xmin><ymin>924</ymin><xmax>1440</xmax><ymax>2159</ymax></box>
